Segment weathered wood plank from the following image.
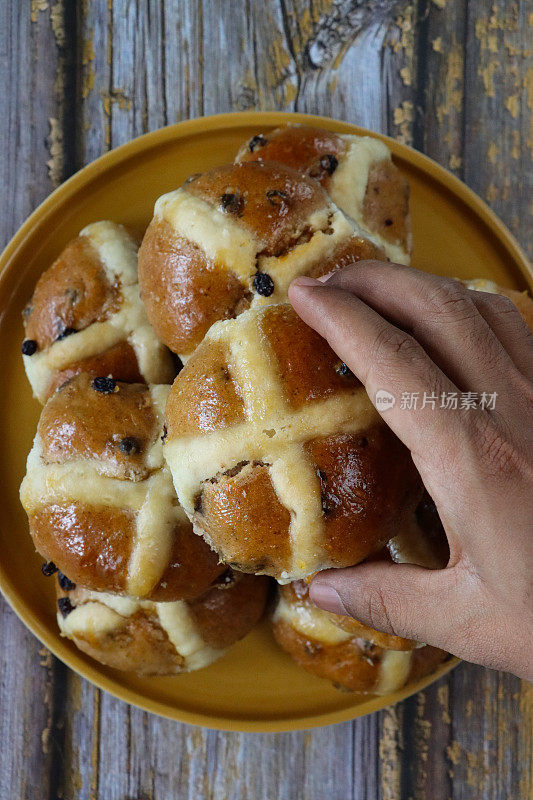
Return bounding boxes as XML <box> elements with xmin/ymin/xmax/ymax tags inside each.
<box><xmin>0</xmin><ymin>603</ymin><xmax>55</xmax><ymax>800</ymax></box>
<box><xmin>0</xmin><ymin>3</ymin><xmax>74</xmax><ymax>798</ymax></box>
<box><xmin>417</xmin><ymin>0</ymin><xmax>467</xmax><ymax>174</ymax></box>
<box><xmin>382</xmin><ymin>3</ymin><xmax>421</xmax><ymax>146</ymax></box>
<box><xmin>54</xmin><ymin>674</ymin><xmax>101</xmax><ymax>800</ymax></box>
<box><xmin>77</xmin><ymin>0</ymin><xmax>111</xmax><ymax>160</ymax></box>
<box><xmin>278</xmin><ymin>0</ymin><xmax>412</xmax><ymax>131</ymax></box>
<box><xmin>463</xmin><ymin>0</ymin><xmax>533</xmax><ymax>256</ymax></box>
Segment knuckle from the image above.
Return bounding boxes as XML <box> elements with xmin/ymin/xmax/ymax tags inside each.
<box><xmin>488</xmin><ymin>295</ymin><xmax>533</xmax><ymax>346</ymax></box>
<box><xmin>484</xmin><ymin>292</ymin><xmax>518</xmax><ymax>317</ymax></box>
<box><xmin>425</xmin><ymin>280</ymin><xmax>474</xmax><ymax>321</ymax></box>
<box><xmin>482</xmin><ymin>293</ymin><xmax>530</xmax><ymax>332</ymax></box>
<box><xmin>371</xmin><ymin>325</ymin><xmax>420</xmax><ymax>368</ymax></box>
<box><xmin>364</xmin><ymin>585</ymin><xmax>401</xmax><ymax>637</ymax></box>
<box><xmin>441</xmin><ymin>564</ymin><xmax>492</xmax><ymax>656</ymax></box>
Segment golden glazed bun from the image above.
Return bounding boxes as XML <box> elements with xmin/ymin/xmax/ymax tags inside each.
<box><xmin>164</xmin><ymin>304</ymin><xmax>423</xmax><ymax>583</ymax></box>
<box><xmin>138</xmin><ymin>160</ymin><xmax>386</xmax><ymax>359</ymax></box>
<box><xmin>20</xmin><ymin>373</ymin><xmax>225</xmax><ymax>600</ymax></box>
<box><xmin>22</xmin><ymin>221</ymin><xmax>175</xmax><ymax>402</ymax></box>
<box><xmin>56</xmin><ymin>571</ymin><xmax>269</xmax><ymax>675</ymax></box>
<box><xmin>235</xmin><ymin>125</ymin><xmax>411</xmax><ymax>265</ymax></box>
<box><xmin>272</xmin><ymin>582</ymin><xmax>447</xmax><ymax>694</ymax></box>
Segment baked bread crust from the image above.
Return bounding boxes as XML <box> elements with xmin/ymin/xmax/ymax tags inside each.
<box><xmin>22</xmin><ymin>221</ymin><xmax>175</xmax><ymax>402</ymax></box>
<box><xmin>56</xmin><ymin>571</ymin><xmax>269</xmax><ymax>675</ymax></box>
<box><xmin>272</xmin><ymin>583</ymin><xmax>447</xmax><ymax>694</ymax></box>
<box><xmin>138</xmin><ymin>161</ymin><xmax>386</xmax><ymax>359</ymax></box>
<box><xmin>164</xmin><ymin>304</ymin><xmax>423</xmax><ymax>582</ymax></box>
<box><xmin>21</xmin><ymin>374</ymin><xmax>225</xmax><ymax>600</ymax></box>
<box><xmin>235</xmin><ymin>125</ymin><xmax>412</xmax><ymax>265</ymax></box>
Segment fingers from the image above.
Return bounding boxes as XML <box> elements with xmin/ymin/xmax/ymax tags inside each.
<box><xmin>309</xmin><ymin>561</ymin><xmax>476</xmax><ymax>656</ymax></box>
<box><xmin>469</xmin><ymin>290</ymin><xmax>533</xmax><ymax>380</ymax></box>
<box><xmin>309</xmin><ymin>562</ymin><xmax>533</xmax><ymax>677</ymax></box>
<box><xmin>305</xmin><ymin>261</ymin><xmax>521</xmax><ymax>397</ymax></box>
<box><xmin>288</xmin><ymin>278</ymin><xmax>463</xmax><ymax>461</ymax></box>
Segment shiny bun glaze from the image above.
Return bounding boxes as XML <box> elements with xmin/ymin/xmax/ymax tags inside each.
<box><xmin>56</xmin><ymin>571</ymin><xmax>269</xmax><ymax>675</ymax></box>
<box><xmin>22</xmin><ymin>221</ymin><xmax>175</xmax><ymax>402</ymax></box>
<box><xmin>21</xmin><ymin>374</ymin><xmax>226</xmax><ymax>600</ymax></box>
<box><xmin>138</xmin><ymin>160</ymin><xmax>386</xmax><ymax>359</ymax></box>
<box><xmin>235</xmin><ymin>125</ymin><xmax>411</xmax><ymax>264</ymax></box>
<box><xmin>164</xmin><ymin>304</ymin><xmax>423</xmax><ymax>582</ymax></box>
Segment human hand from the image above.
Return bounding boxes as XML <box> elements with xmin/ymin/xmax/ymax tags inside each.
<box><xmin>289</xmin><ymin>262</ymin><xmax>533</xmax><ymax>680</ymax></box>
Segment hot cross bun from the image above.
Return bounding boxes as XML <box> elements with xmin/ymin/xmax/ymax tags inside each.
<box><xmin>56</xmin><ymin>571</ymin><xmax>269</xmax><ymax>675</ymax></box>
<box><xmin>20</xmin><ymin>373</ymin><xmax>225</xmax><ymax>600</ymax></box>
<box><xmin>138</xmin><ymin>161</ymin><xmax>386</xmax><ymax>360</ymax></box>
<box><xmin>272</xmin><ymin>582</ymin><xmax>447</xmax><ymax>694</ymax></box>
<box><xmin>22</xmin><ymin>221</ymin><xmax>175</xmax><ymax>402</ymax></box>
<box><xmin>235</xmin><ymin>125</ymin><xmax>411</xmax><ymax>265</ymax></box>
<box><xmin>164</xmin><ymin>304</ymin><xmax>423</xmax><ymax>583</ymax></box>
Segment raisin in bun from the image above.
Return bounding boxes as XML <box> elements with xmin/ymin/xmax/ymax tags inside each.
<box><xmin>22</xmin><ymin>221</ymin><xmax>175</xmax><ymax>402</ymax></box>
<box><xmin>235</xmin><ymin>125</ymin><xmax>411</xmax><ymax>265</ymax></box>
<box><xmin>138</xmin><ymin>161</ymin><xmax>385</xmax><ymax>360</ymax></box>
<box><xmin>164</xmin><ymin>304</ymin><xmax>423</xmax><ymax>583</ymax></box>
<box><xmin>56</xmin><ymin>571</ymin><xmax>269</xmax><ymax>675</ymax></box>
<box><xmin>20</xmin><ymin>373</ymin><xmax>225</xmax><ymax>600</ymax></box>
<box><xmin>272</xmin><ymin>582</ymin><xmax>447</xmax><ymax>694</ymax></box>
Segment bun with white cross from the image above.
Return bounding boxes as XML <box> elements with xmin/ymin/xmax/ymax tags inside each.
<box><xmin>163</xmin><ymin>303</ymin><xmax>423</xmax><ymax>583</ymax></box>
<box><xmin>272</xmin><ymin>580</ymin><xmax>447</xmax><ymax>694</ymax></box>
<box><xmin>272</xmin><ymin>493</ymin><xmax>449</xmax><ymax>692</ymax></box>
<box><xmin>235</xmin><ymin>124</ymin><xmax>412</xmax><ymax>265</ymax></box>
<box><xmin>22</xmin><ymin>221</ymin><xmax>175</xmax><ymax>403</ymax></box>
<box><xmin>138</xmin><ymin>160</ymin><xmax>386</xmax><ymax>361</ymax></box>
<box><xmin>56</xmin><ymin>571</ymin><xmax>269</xmax><ymax>675</ymax></box>
<box><xmin>20</xmin><ymin>373</ymin><xmax>227</xmax><ymax>600</ymax></box>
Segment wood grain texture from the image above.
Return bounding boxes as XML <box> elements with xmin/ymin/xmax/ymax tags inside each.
<box><xmin>0</xmin><ymin>2</ymin><xmax>72</xmax><ymax>798</ymax></box>
<box><xmin>0</xmin><ymin>1</ymin><xmax>531</xmax><ymax>798</ymax></box>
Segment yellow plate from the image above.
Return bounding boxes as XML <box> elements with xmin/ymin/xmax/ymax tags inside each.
<box><xmin>0</xmin><ymin>112</ymin><xmax>530</xmax><ymax>732</ymax></box>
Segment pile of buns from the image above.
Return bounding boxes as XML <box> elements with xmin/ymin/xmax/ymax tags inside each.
<box><xmin>19</xmin><ymin>125</ymin><xmax>533</xmax><ymax>695</ymax></box>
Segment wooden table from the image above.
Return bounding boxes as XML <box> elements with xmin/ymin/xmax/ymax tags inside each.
<box><xmin>1</xmin><ymin>2</ymin><xmax>531</xmax><ymax>798</ymax></box>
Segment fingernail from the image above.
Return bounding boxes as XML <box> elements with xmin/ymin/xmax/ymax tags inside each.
<box><xmin>308</xmin><ymin>582</ymin><xmax>346</xmax><ymax>615</ymax></box>
<box><xmin>291</xmin><ymin>276</ymin><xmax>320</xmax><ymax>288</ymax></box>
<box><xmin>316</xmin><ymin>271</ymin><xmax>334</xmax><ymax>283</ymax></box>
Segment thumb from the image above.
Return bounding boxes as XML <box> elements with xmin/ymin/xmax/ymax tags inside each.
<box><xmin>309</xmin><ymin>561</ymin><xmax>462</xmax><ymax>651</ymax></box>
